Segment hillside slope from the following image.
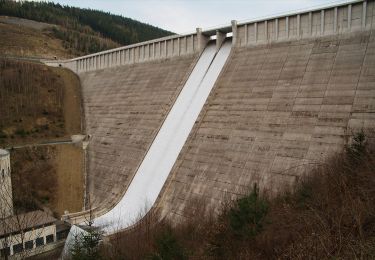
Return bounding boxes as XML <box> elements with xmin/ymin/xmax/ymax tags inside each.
<box><xmin>0</xmin><ymin>17</ymin><xmax>72</xmax><ymax>58</ymax></box>
<box><xmin>0</xmin><ymin>0</ymin><xmax>173</xmax><ymax>56</ymax></box>
<box><xmin>0</xmin><ymin>59</ymin><xmax>84</xmax><ymax>216</ymax></box>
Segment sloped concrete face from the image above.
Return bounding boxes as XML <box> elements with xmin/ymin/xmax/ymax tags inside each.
<box><xmin>158</xmin><ymin>30</ymin><xmax>375</xmax><ymax>222</ymax></box>
<box><xmin>80</xmin><ymin>54</ymin><xmax>198</xmax><ymax>211</ymax></box>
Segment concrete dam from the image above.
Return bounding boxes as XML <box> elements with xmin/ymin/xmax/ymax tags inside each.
<box><xmin>47</xmin><ymin>0</ymin><xmax>375</xmax><ymax>232</ymax></box>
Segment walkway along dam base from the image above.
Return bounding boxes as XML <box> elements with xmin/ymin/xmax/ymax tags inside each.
<box><xmin>44</xmin><ymin>0</ymin><xmax>375</xmax><ymax>254</ymax></box>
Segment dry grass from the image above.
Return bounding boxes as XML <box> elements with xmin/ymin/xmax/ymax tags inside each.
<box><xmin>0</xmin><ymin>22</ymin><xmax>71</xmax><ymax>59</ymax></box>
<box><xmin>0</xmin><ymin>59</ymin><xmax>66</xmax><ymax>146</ymax></box>
<box><xmin>98</xmin><ymin>134</ymin><xmax>375</xmax><ymax>260</ymax></box>
<box><xmin>0</xmin><ymin>58</ymin><xmax>82</xmax><ymax>141</ymax></box>
<box><xmin>10</xmin><ymin>146</ymin><xmax>57</xmax><ymax>214</ymax></box>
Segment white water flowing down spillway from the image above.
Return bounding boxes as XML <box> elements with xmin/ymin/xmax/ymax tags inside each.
<box><xmin>94</xmin><ymin>39</ymin><xmax>232</xmax><ymax>234</ymax></box>
<box><xmin>93</xmin><ymin>39</ymin><xmax>231</xmax><ymax>233</ymax></box>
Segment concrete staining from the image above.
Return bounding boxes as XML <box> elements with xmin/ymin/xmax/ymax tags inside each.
<box><xmin>158</xmin><ymin>29</ymin><xmax>375</xmax><ymax>222</ymax></box>
<box><xmin>80</xmin><ymin>55</ymin><xmax>198</xmax><ymax>211</ymax></box>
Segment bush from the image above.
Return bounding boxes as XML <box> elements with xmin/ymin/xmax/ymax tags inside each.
<box><xmin>148</xmin><ymin>225</ymin><xmax>187</xmax><ymax>260</ymax></box>
<box><xmin>0</xmin><ymin>131</ymin><xmax>7</xmax><ymax>139</ymax></box>
<box><xmin>15</xmin><ymin>129</ymin><xmax>28</xmax><ymax>137</ymax></box>
<box><xmin>346</xmin><ymin>130</ymin><xmax>367</xmax><ymax>163</ymax></box>
<box><xmin>228</xmin><ymin>184</ymin><xmax>268</xmax><ymax>238</ymax></box>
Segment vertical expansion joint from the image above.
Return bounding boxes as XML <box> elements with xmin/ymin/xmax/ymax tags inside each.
<box><xmin>348</xmin><ymin>4</ymin><xmax>352</xmax><ymax>31</ymax></box>
<box><xmin>164</xmin><ymin>40</ymin><xmax>168</xmax><ymax>57</ymax></box>
<box><xmin>231</xmin><ymin>20</ymin><xmax>238</xmax><ymax>46</ymax></box>
<box><xmin>321</xmin><ymin>10</ymin><xmax>325</xmax><ymax>35</ymax></box>
<box><xmin>216</xmin><ymin>30</ymin><xmax>226</xmax><ymax>51</ymax></box>
<box><xmin>297</xmin><ymin>15</ymin><xmax>301</xmax><ymax>38</ymax></box>
<box><xmin>244</xmin><ymin>24</ymin><xmax>248</xmax><ymax>45</ymax></box>
<box><xmin>178</xmin><ymin>38</ymin><xmax>181</xmax><ymax>56</ymax></box>
<box><xmin>334</xmin><ymin>7</ymin><xmax>338</xmax><ymax>33</ymax></box>
<box><xmin>275</xmin><ymin>19</ymin><xmax>279</xmax><ymax>40</ymax></box>
<box><xmin>362</xmin><ymin>1</ymin><xmax>367</xmax><ymax>29</ymax></box>
<box><xmin>196</xmin><ymin>27</ymin><xmax>203</xmax><ymax>52</ymax></box>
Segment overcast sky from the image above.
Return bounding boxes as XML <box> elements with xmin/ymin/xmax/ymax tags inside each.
<box><xmin>37</xmin><ymin>0</ymin><xmax>352</xmax><ymax>34</ymax></box>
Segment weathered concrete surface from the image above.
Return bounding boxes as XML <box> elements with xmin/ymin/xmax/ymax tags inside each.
<box><xmin>158</xmin><ymin>30</ymin><xmax>375</xmax><ymax>222</ymax></box>
<box><xmin>79</xmin><ymin>54</ymin><xmax>198</xmax><ymax>211</ymax></box>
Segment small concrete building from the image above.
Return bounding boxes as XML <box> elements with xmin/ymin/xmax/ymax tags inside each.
<box><xmin>0</xmin><ymin>149</ymin><xmax>13</xmax><ymax>219</ymax></box>
<box><xmin>0</xmin><ymin>210</ymin><xmax>57</xmax><ymax>257</ymax></box>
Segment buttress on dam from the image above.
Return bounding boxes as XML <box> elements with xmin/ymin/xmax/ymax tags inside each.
<box><xmin>46</xmin><ymin>0</ymin><xmax>375</xmax><ymax>234</ymax></box>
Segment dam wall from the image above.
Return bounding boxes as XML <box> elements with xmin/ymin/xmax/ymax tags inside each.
<box><xmin>79</xmin><ymin>54</ymin><xmax>198</xmax><ymax>211</ymax></box>
<box><xmin>51</xmin><ymin>0</ymin><xmax>375</xmax><ymax>226</ymax></box>
<box><xmin>157</xmin><ymin>28</ymin><xmax>375</xmax><ymax>222</ymax></box>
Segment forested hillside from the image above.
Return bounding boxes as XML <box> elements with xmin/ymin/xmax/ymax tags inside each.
<box><xmin>0</xmin><ymin>0</ymin><xmax>173</xmax><ymax>55</ymax></box>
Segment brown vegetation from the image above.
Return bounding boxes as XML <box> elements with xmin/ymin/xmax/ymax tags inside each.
<box><xmin>10</xmin><ymin>146</ymin><xmax>57</xmax><ymax>214</ymax></box>
<box><xmin>0</xmin><ymin>58</ymin><xmax>81</xmax><ymax>147</ymax></box>
<box><xmin>0</xmin><ymin>20</ymin><xmax>70</xmax><ymax>59</ymax></box>
<box><xmin>99</xmin><ymin>133</ymin><xmax>375</xmax><ymax>259</ymax></box>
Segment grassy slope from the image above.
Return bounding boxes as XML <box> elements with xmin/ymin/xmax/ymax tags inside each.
<box><xmin>0</xmin><ymin>59</ymin><xmax>78</xmax><ymax>146</ymax></box>
<box><xmin>0</xmin><ymin>20</ymin><xmax>71</xmax><ymax>59</ymax></box>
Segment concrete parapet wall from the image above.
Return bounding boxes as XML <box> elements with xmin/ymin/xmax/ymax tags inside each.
<box><xmin>235</xmin><ymin>0</ymin><xmax>374</xmax><ymax>47</ymax></box>
<box><xmin>79</xmin><ymin>54</ymin><xmax>198</xmax><ymax>211</ymax></box>
<box><xmin>45</xmin><ymin>33</ymin><xmax>199</xmax><ymax>73</ymax></box>
<box><xmin>157</xmin><ymin>29</ymin><xmax>375</xmax><ymax>223</ymax></box>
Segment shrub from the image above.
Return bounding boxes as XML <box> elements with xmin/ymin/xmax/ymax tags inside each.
<box><xmin>228</xmin><ymin>184</ymin><xmax>268</xmax><ymax>238</ymax></box>
<box><xmin>15</xmin><ymin>129</ymin><xmax>28</xmax><ymax>137</ymax></box>
<box><xmin>148</xmin><ymin>225</ymin><xmax>187</xmax><ymax>260</ymax></box>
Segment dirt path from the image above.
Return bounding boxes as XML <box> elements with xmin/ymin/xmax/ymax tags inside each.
<box><xmin>53</xmin><ymin>67</ymin><xmax>83</xmax><ymax>135</ymax></box>
<box><xmin>53</xmin><ymin>144</ymin><xmax>84</xmax><ymax>216</ymax></box>
<box><xmin>51</xmin><ymin>68</ymin><xmax>84</xmax><ymax>216</ymax></box>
